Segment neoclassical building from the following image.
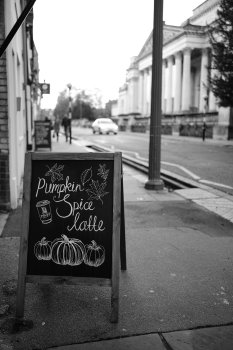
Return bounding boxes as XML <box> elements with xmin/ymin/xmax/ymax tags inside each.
<box><xmin>117</xmin><ymin>0</ymin><xmax>233</xmax><ymax>139</ymax></box>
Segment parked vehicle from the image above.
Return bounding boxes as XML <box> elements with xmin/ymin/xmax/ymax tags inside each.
<box><xmin>91</xmin><ymin>118</ymin><xmax>118</xmax><ymax>135</ymax></box>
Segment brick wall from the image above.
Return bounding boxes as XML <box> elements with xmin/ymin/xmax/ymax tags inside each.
<box><xmin>0</xmin><ymin>0</ymin><xmax>10</xmax><ymax>209</ymax></box>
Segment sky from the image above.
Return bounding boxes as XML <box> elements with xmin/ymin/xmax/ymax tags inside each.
<box><xmin>33</xmin><ymin>0</ymin><xmax>204</xmax><ymax>109</ymax></box>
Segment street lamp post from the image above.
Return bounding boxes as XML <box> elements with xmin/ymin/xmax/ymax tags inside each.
<box><xmin>145</xmin><ymin>0</ymin><xmax>164</xmax><ymax>190</ymax></box>
<box><xmin>67</xmin><ymin>83</ymin><xmax>72</xmax><ymax>144</ymax></box>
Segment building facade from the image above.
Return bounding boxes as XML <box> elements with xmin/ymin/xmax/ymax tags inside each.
<box><xmin>117</xmin><ymin>0</ymin><xmax>233</xmax><ymax>140</ymax></box>
<box><xmin>0</xmin><ymin>0</ymin><xmax>39</xmax><ymax>210</ymax></box>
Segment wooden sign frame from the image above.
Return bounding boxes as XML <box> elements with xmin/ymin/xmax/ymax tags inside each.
<box><xmin>16</xmin><ymin>152</ymin><xmax>122</xmax><ymax>323</ymax></box>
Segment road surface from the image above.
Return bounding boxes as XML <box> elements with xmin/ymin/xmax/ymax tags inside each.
<box><xmin>71</xmin><ymin>127</ymin><xmax>233</xmax><ymax>195</ymax></box>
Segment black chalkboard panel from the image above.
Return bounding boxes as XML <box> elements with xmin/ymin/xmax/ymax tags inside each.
<box><xmin>34</xmin><ymin>120</ymin><xmax>51</xmax><ymax>150</ymax></box>
<box><xmin>27</xmin><ymin>157</ymin><xmax>114</xmax><ymax>278</ymax></box>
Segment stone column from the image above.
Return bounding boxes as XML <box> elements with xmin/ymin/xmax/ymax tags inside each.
<box><xmin>141</xmin><ymin>69</ymin><xmax>146</xmax><ymax>115</ymax></box>
<box><xmin>174</xmin><ymin>51</ymin><xmax>182</xmax><ymax>112</ymax></box>
<box><xmin>181</xmin><ymin>48</ymin><xmax>191</xmax><ymax>111</ymax></box>
<box><xmin>144</xmin><ymin>68</ymin><xmax>149</xmax><ymax>115</ymax></box>
<box><xmin>139</xmin><ymin>70</ymin><xmax>144</xmax><ymax>116</ymax></box>
<box><xmin>147</xmin><ymin>67</ymin><xmax>152</xmax><ymax>116</ymax></box>
<box><xmin>162</xmin><ymin>60</ymin><xmax>166</xmax><ymax>113</ymax></box>
<box><xmin>166</xmin><ymin>56</ymin><xmax>173</xmax><ymax>114</ymax></box>
<box><xmin>199</xmin><ymin>48</ymin><xmax>209</xmax><ymax>112</ymax></box>
<box><xmin>209</xmin><ymin>56</ymin><xmax>217</xmax><ymax>111</ymax></box>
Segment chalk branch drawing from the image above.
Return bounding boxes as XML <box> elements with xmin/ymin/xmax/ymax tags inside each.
<box><xmin>45</xmin><ymin>163</ymin><xmax>64</xmax><ymax>183</ymax></box>
<box><xmin>34</xmin><ymin>237</ymin><xmax>52</xmax><ymax>260</ymax></box>
<box><xmin>34</xmin><ymin>236</ymin><xmax>105</xmax><ymax>268</ymax></box>
<box><xmin>36</xmin><ymin>200</ymin><xmax>52</xmax><ymax>224</ymax></box>
<box><xmin>97</xmin><ymin>164</ymin><xmax>109</xmax><ymax>182</ymax></box>
<box><xmin>84</xmin><ymin>240</ymin><xmax>105</xmax><ymax>267</ymax></box>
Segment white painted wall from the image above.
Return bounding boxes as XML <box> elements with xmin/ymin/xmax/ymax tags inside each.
<box><xmin>5</xmin><ymin>0</ymin><xmax>26</xmax><ymax>208</ymax></box>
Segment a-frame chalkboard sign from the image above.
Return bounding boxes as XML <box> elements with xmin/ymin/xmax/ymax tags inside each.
<box><xmin>34</xmin><ymin>120</ymin><xmax>52</xmax><ymax>151</ymax></box>
<box><xmin>16</xmin><ymin>152</ymin><xmax>123</xmax><ymax>323</ymax></box>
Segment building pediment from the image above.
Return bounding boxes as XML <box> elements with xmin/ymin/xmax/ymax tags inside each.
<box><xmin>163</xmin><ymin>24</ymin><xmax>183</xmax><ymax>44</ymax></box>
<box><xmin>137</xmin><ymin>32</ymin><xmax>153</xmax><ymax>60</ymax></box>
<box><xmin>137</xmin><ymin>24</ymin><xmax>183</xmax><ymax>60</ymax></box>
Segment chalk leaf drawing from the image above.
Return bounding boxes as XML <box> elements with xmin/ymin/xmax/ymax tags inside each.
<box><xmin>51</xmin><ymin>235</ymin><xmax>85</xmax><ymax>266</ymax></box>
<box><xmin>86</xmin><ymin>180</ymin><xmax>109</xmax><ymax>204</ymax></box>
<box><xmin>34</xmin><ymin>237</ymin><xmax>52</xmax><ymax>261</ymax></box>
<box><xmin>45</xmin><ymin>163</ymin><xmax>64</xmax><ymax>183</ymax></box>
<box><xmin>80</xmin><ymin>167</ymin><xmax>92</xmax><ymax>186</ymax></box>
<box><xmin>97</xmin><ymin>164</ymin><xmax>109</xmax><ymax>182</ymax></box>
<box><xmin>84</xmin><ymin>240</ymin><xmax>105</xmax><ymax>267</ymax></box>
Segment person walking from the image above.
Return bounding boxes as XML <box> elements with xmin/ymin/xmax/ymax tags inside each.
<box><xmin>53</xmin><ymin>118</ymin><xmax>60</xmax><ymax>142</ymax></box>
<box><xmin>202</xmin><ymin>121</ymin><xmax>207</xmax><ymax>141</ymax></box>
<box><xmin>62</xmin><ymin>115</ymin><xmax>70</xmax><ymax>142</ymax></box>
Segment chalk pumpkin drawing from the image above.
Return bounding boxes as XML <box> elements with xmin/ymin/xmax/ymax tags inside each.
<box><xmin>84</xmin><ymin>240</ymin><xmax>105</xmax><ymax>267</ymax></box>
<box><xmin>51</xmin><ymin>235</ymin><xmax>85</xmax><ymax>266</ymax></box>
<box><xmin>34</xmin><ymin>237</ymin><xmax>52</xmax><ymax>261</ymax></box>
<box><xmin>34</xmin><ymin>236</ymin><xmax>105</xmax><ymax>268</ymax></box>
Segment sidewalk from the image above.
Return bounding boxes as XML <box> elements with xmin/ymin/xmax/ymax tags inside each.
<box><xmin>0</xmin><ymin>135</ymin><xmax>233</xmax><ymax>350</ymax></box>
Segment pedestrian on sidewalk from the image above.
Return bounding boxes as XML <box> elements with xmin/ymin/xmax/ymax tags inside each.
<box><xmin>62</xmin><ymin>115</ymin><xmax>70</xmax><ymax>142</ymax></box>
<box><xmin>53</xmin><ymin>117</ymin><xmax>60</xmax><ymax>142</ymax></box>
<box><xmin>202</xmin><ymin>121</ymin><xmax>207</xmax><ymax>141</ymax></box>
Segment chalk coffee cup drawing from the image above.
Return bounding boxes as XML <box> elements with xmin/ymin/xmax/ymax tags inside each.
<box><xmin>36</xmin><ymin>200</ymin><xmax>52</xmax><ymax>224</ymax></box>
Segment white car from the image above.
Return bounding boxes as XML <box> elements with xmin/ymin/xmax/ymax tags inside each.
<box><xmin>92</xmin><ymin>118</ymin><xmax>118</xmax><ymax>135</ymax></box>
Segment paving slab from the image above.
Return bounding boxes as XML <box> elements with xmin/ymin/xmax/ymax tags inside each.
<box><xmin>0</xmin><ymin>213</ymin><xmax>8</xmax><ymax>237</ymax></box>
<box><xmin>123</xmin><ymin>166</ymin><xmax>185</xmax><ymax>202</ymax></box>
<box><xmin>175</xmin><ymin>188</ymin><xmax>233</xmax><ymax>224</ymax></box>
<box><xmin>47</xmin><ymin>334</ymin><xmax>166</xmax><ymax>350</ymax></box>
<box><xmin>193</xmin><ymin>198</ymin><xmax>233</xmax><ymax>223</ymax></box>
<box><xmin>175</xmin><ymin>188</ymin><xmax>218</xmax><ymax>200</ymax></box>
<box><xmin>1</xmin><ymin>207</ymin><xmax>22</xmax><ymax>237</ymax></box>
<box><xmin>163</xmin><ymin>325</ymin><xmax>233</xmax><ymax>350</ymax></box>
